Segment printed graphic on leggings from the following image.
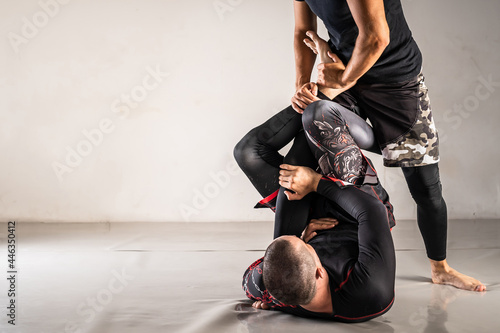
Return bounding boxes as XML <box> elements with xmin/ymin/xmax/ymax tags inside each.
<box><xmin>306</xmin><ymin>119</ymin><xmax>366</xmax><ymax>184</ymax></box>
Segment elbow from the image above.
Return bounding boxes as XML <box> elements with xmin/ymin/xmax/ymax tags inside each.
<box><xmin>362</xmin><ymin>28</ymin><xmax>390</xmax><ymax>54</ymax></box>
<box><xmin>371</xmin><ymin>33</ymin><xmax>390</xmax><ymax>53</ymax></box>
<box><xmin>375</xmin><ymin>28</ymin><xmax>390</xmax><ymax>52</ymax></box>
<box><xmin>377</xmin><ymin>29</ymin><xmax>390</xmax><ymax>50</ymax></box>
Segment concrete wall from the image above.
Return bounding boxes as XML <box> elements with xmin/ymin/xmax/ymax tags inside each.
<box><xmin>1</xmin><ymin>0</ymin><xmax>499</xmax><ymax>222</ymax></box>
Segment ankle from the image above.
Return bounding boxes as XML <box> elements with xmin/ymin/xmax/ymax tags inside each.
<box><xmin>429</xmin><ymin>259</ymin><xmax>450</xmax><ymax>273</ymax></box>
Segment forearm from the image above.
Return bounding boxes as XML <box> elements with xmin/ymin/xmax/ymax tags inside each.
<box><xmin>293</xmin><ymin>1</ymin><xmax>317</xmax><ymax>90</ymax></box>
<box><xmin>340</xmin><ymin>33</ymin><xmax>389</xmax><ymax>86</ymax></box>
<box><xmin>294</xmin><ymin>30</ymin><xmax>317</xmax><ymax>90</ymax></box>
<box><xmin>338</xmin><ymin>0</ymin><xmax>390</xmax><ymax>86</ymax></box>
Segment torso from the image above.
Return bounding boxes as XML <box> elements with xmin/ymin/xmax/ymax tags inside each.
<box><xmin>297</xmin><ymin>0</ymin><xmax>422</xmax><ymax>83</ymax></box>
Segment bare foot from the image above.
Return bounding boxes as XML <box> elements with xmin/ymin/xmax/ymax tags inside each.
<box><xmin>303</xmin><ymin>31</ymin><xmax>346</xmax><ymax>100</ymax></box>
<box><xmin>430</xmin><ymin>259</ymin><xmax>486</xmax><ymax>292</ymax></box>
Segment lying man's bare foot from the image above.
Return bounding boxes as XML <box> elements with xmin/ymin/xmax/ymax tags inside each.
<box><xmin>303</xmin><ymin>31</ymin><xmax>352</xmax><ymax>100</ymax></box>
<box><xmin>430</xmin><ymin>259</ymin><xmax>486</xmax><ymax>292</ymax></box>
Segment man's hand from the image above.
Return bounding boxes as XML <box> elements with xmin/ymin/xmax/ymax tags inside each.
<box><xmin>279</xmin><ymin>164</ymin><xmax>322</xmax><ymax>200</ymax></box>
<box><xmin>317</xmin><ymin>52</ymin><xmax>356</xmax><ymax>90</ymax></box>
<box><xmin>301</xmin><ymin>218</ymin><xmax>339</xmax><ymax>243</ymax></box>
<box><xmin>252</xmin><ymin>301</ymin><xmax>271</xmax><ymax>310</ymax></box>
<box><xmin>291</xmin><ymin>82</ymin><xmax>321</xmax><ymax>114</ymax></box>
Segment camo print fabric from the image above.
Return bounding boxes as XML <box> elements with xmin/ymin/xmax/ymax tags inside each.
<box><xmin>382</xmin><ymin>73</ymin><xmax>440</xmax><ymax>167</ymax></box>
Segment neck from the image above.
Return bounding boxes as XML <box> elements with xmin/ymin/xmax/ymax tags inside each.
<box><xmin>301</xmin><ymin>281</ymin><xmax>332</xmax><ymax>314</ymax></box>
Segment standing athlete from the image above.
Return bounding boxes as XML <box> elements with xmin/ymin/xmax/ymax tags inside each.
<box><xmin>291</xmin><ymin>0</ymin><xmax>485</xmax><ymax>291</ymax></box>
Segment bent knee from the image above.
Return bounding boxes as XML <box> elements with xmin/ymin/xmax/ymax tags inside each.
<box><xmin>302</xmin><ymin>100</ymin><xmax>344</xmax><ymax>128</ymax></box>
<box><xmin>233</xmin><ymin>132</ymin><xmax>258</xmax><ymax>167</ymax></box>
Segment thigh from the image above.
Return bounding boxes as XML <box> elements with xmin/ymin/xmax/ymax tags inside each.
<box><xmin>302</xmin><ymin>100</ymin><xmax>367</xmax><ymax>184</ymax></box>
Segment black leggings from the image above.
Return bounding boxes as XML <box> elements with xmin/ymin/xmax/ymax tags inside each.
<box><xmin>234</xmin><ymin>100</ymin><xmax>381</xmax><ymax>238</ymax></box>
<box><xmin>402</xmin><ymin>164</ymin><xmax>447</xmax><ymax>261</ymax></box>
<box><xmin>234</xmin><ymin>100</ymin><xmax>447</xmax><ymax>260</ymax></box>
<box><xmin>233</xmin><ymin>105</ymin><xmax>316</xmax><ymax>238</ymax></box>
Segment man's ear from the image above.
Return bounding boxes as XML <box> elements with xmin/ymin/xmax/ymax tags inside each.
<box><xmin>315</xmin><ymin>267</ymin><xmax>326</xmax><ymax>280</ymax></box>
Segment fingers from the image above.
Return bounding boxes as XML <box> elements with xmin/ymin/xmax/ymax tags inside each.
<box><xmin>303</xmin><ymin>38</ymin><xmax>318</xmax><ymax>54</ymax></box>
<box><xmin>279</xmin><ymin>165</ymin><xmax>297</xmax><ymax>189</ymax></box>
<box><xmin>311</xmin><ymin>217</ymin><xmax>339</xmax><ymax>224</ymax></box>
<box><xmin>299</xmin><ymin>86</ymin><xmax>319</xmax><ymax>102</ymax></box>
<box><xmin>304</xmin><ymin>231</ymin><xmax>317</xmax><ymax>243</ymax></box>
<box><xmin>280</xmin><ymin>164</ymin><xmax>298</xmax><ymax>171</ymax></box>
<box><xmin>327</xmin><ymin>51</ymin><xmax>341</xmax><ymax>63</ymax></box>
<box><xmin>292</xmin><ymin>82</ymin><xmax>320</xmax><ymax>113</ymax></box>
<box><xmin>305</xmin><ymin>30</ymin><xmax>320</xmax><ymax>43</ymax></box>
<box><xmin>309</xmin><ymin>218</ymin><xmax>339</xmax><ymax>229</ymax></box>
<box><xmin>302</xmin><ymin>218</ymin><xmax>339</xmax><ymax>242</ymax></box>
<box><xmin>309</xmin><ymin>222</ymin><xmax>338</xmax><ymax>231</ymax></box>
<box><xmin>311</xmin><ymin>83</ymin><xmax>318</xmax><ymax>96</ymax></box>
<box><xmin>284</xmin><ymin>190</ymin><xmax>303</xmax><ymax>201</ymax></box>
<box><xmin>291</xmin><ymin>98</ymin><xmax>305</xmax><ymax>114</ymax></box>
<box><xmin>252</xmin><ymin>301</ymin><xmax>270</xmax><ymax>309</ymax></box>
<box><xmin>309</xmin><ymin>219</ymin><xmax>339</xmax><ymax>226</ymax></box>
<box><xmin>291</xmin><ymin>92</ymin><xmax>314</xmax><ymax>111</ymax></box>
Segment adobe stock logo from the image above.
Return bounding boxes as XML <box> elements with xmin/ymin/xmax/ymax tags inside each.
<box><xmin>440</xmin><ymin>74</ymin><xmax>499</xmax><ymax>142</ymax></box>
<box><xmin>179</xmin><ymin>160</ymin><xmax>241</xmax><ymax>221</ymax></box>
<box><xmin>213</xmin><ymin>0</ymin><xmax>243</xmax><ymax>21</ymax></box>
<box><xmin>64</xmin><ymin>268</ymin><xmax>135</xmax><ymax>333</ymax></box>
<box><xmin>51</xmin><ymin>65</ymin><xmax>170</xmax><ymax>182</ymax></box>
<box><xmin>8</xmin><ymin>0</ymin><xmax>72</xmax><ymax>54</ymax></box>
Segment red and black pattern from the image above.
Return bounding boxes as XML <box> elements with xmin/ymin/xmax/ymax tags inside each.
<box><xmin>242</xmin><ymin>257</ymin><xmax>295</xmax><ymax>309</ymax></box>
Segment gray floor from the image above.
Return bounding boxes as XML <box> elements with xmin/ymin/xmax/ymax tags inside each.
<box><xmin>0</xmin><ymin>220</ymin><xmax>499</xmax><ymax>333</ymax></box>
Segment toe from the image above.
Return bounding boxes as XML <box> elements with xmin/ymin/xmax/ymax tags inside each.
<box><xmin>475</xmin><ymin>284</ymin><xmax>486</xmax><ymax>292</ymax></box>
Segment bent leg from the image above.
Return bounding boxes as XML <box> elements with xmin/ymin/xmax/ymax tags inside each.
<box><xmin>233</xmin><ymin>105</ymin><xmax>302</xmax><ymax>198</ymax></box>
<box><xmin>233</xmin><ymin>105</ymin><xmax>317</xmax><ymax>237</ymax></box>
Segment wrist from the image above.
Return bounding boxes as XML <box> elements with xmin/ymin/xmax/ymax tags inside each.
<box><xmin>295</xmin><ymin>77</ymin><xmax>311</xmax><ymax>90</ymax></box>
<box><xmin>295</xmin><ymin>82</ymin><xmax>306</xmax><ymax>91</ymax></box>
<box><xmin>340</xmin><ymin>70</ymin><xmax>357</xmax><ymax>88</ymax></box>
<box><xmin>312</xmin><ymin>173</ymin><xmax>322</xmax><ymax>192</ymax></box>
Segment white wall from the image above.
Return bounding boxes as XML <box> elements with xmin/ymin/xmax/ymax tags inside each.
<box><xmin>1</xmin><ymin>0</ymin><xmax>499</xmax><ymax>222</ymax></box>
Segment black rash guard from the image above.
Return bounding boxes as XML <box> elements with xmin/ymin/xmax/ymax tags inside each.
<box><xmin>242</xmin><ymin>180</ymin><xmax>396</xmax><ymax>323</ymax></box>
<box><xmin>295</xmin><ymin>0</ymin><xmax>422</xmax><ymax>83</ymax></box>
<box><xmin>239</xmin><ymin>100</ymin><xmax>396</xmax><ymax>322</ymax></box>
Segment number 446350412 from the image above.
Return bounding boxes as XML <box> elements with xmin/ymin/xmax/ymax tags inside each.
<box><xmin>7</xmin><ymin>221</ymin><xmax>16</xmax><ymax>269</ymax></box>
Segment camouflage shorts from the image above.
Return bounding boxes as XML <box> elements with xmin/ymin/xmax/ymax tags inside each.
<box><xmin>382</xmin><ymin>73</ymin><xmax>440</xmax><ymax>167</ymax></box>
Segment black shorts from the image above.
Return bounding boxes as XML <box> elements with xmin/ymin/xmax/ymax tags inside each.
<box><xmin>335</xmin><ymin>72</ymin><xmax>440</xmax><ymax>167</ymax></box>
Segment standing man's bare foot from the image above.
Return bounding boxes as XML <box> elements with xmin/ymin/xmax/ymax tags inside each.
<box><xmin>430</xmin><ymin>259</ymin><xmax>486</xmax><ymax>292</ymax></box>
